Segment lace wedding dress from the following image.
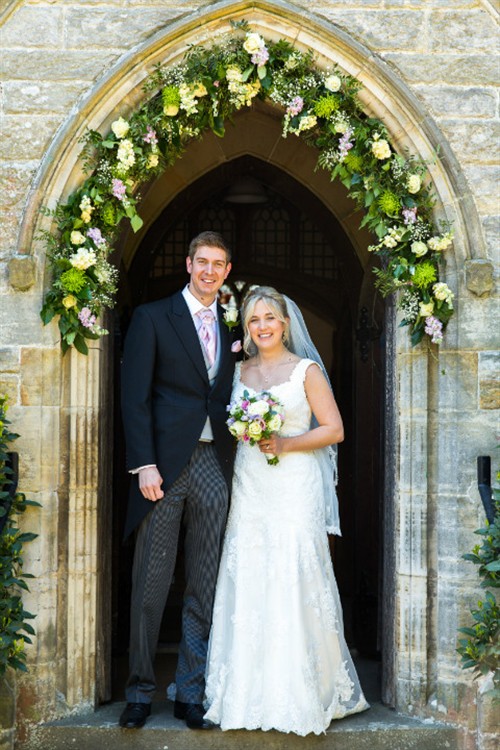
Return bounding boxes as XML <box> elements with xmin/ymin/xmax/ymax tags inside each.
<box><xmin>204</xmin><ymin>359</ymin><xmax>369</xmax><ymax>735</ymax></box>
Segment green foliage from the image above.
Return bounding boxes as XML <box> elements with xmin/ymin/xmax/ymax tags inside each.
<box><xmin>40</xmin><ymin>23</ymin><xmax>455</xmax><ymax>353</ymax></box>
<box><xmin>457</xmin><ymin>494</ymin><xmax>500</xmax><ymax>701</ymax></box>
<box><xmin>0</xmin><ymin>397</ymin><xmax>40</xmax><ymax>675</ymax></box>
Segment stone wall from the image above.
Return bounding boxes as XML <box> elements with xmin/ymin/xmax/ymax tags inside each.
<box><xmin>0</xmin><ymin>2</ymin><xmax>498</xmax><ymax>749</ymax></box>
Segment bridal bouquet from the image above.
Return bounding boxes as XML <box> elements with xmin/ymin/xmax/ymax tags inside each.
<box><xmin>226</xmin><ymin>390</ymin><xmax>285</xmax><ymax>465</ymax></box>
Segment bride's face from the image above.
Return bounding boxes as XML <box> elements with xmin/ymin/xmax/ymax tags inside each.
<box><xmin>247</xmin><ymin>300</ymin><xmax>287</xmax><ymax>353</ymax></box>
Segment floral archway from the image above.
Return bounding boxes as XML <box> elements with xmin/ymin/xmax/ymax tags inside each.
<box><xmin>40</xmin><ymin>21</ymin><xmax>454</xmax><ymax>355</ymax></box>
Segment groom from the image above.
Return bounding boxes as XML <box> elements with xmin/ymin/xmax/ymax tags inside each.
<box><xmin>119</xmin><ymin>231</ymin><xmax>237</xmax><ymax>730</ymax></box>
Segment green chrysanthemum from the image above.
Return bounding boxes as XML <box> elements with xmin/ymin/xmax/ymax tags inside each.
<box><xmin>412</xmin><ymin>261</ymin><xmax>437</xmax><ymax>289</ymax></box>
<box><xmin>344</xmin><ymin>152</ymin><xmax>363</xmax><ymax>172</ymax></box>
<box><xmin>162</xmin><ymin>85</ymin><xmax>181</xmax><ymax>111</ymax></box>
<box><xmin>60</xmin><ymin>267</ymin><xmax>87</xmax><ymax>293</ymax></box>
<box><xmin>101</xmin><ymin>203</ymin><xmax>116</xmax><ymax>226</ymax></box>
<box><xmin>378</xmin><ymin>191</ymin><xmax>400</xmax><ymax>216</ymax></box>
<box><xmin>313</xmin><ymin>95</ymin><xmax>340</xmax><ymax>118</ymax></box>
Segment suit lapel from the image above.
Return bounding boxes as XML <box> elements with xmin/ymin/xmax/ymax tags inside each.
<box><xmin>168</xmin><ymin>292</ymin><xmax>209</xmax><ymax>383</ymax></box>
<box><xmin>216</xmin><ymin>302</ymin><xmax>231</xmax><ymax>378</ymax></box>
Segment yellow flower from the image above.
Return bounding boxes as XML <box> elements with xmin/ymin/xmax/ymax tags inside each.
<box><xmin>419</xmin><ymin>301</ymin><xmax>434</xmax><ymax>317</ymax></box>
<box><xmin>247</xmin><ymin>400</ymin><xmax>270</xmax><ymax>417</ymax></box>
<box><xmin>324</xmin><ymin>74</ymin><xmax>342</xmax><ymax>92</ymax></box>
<box><xmin>267</xmin><ymin>414</ymin><xmax>282</xmax><ymax>432</ymax></box>
<box><xmin>192</xmin><ymin>82</ymin><xmax>208</xmax><ymax>98</ymax></box>
<box><xmin>229</xmin><ymin>420</ymin><xmax>246</xmax><ymax>438</ymax></box>
<box><xmin>164</xmin><ymin>104</ymin><xmax>179</xmax><ymax>116</ymax></box>
<box><xmin>62</xmin><ymin>295</ymin><xmax>78</xmax><ymax>309</ymax></box>
<box><xmin>411</xmin><ymin>241</ymin><xmax>428</xmax><ymax>257</ymax></box>
<box><xmin>70</xmin><ymin>230</ymin><xmax>86</xmax><ymax>245</ymax></box>
<box><xmin>407</xmin><ymin>174</ymin><xmax>421</xmax><ymax>194</ymax></box>
<box><xmin>243</xmin><ymin>32</ymin><xmax>265</xmax><ymax>55</ymax></box>
<box><xmin>111</xmin><ymin>117</ymin><xmax>130</xmax><ymax>139</ymax></box>
<box><xmin>372</xmin><ymin>139</ymin><xmax>391</xmax><ymax>160</ymax></box>
<box><xmin>147</xmin><ymin>153</ymin><xmax>159</xmax><ymax>169</ymax></box>
<box><xmin>226</xmin><ymin>66</ymin><xmax>243</xmax><ymax>83</ymax></box>
<box><xmin>248</xmin><ymin>421</ymin><xmax>263</xmax><ymax>439</ymax></box>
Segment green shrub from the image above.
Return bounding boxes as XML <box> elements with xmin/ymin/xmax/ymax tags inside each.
<box><xmin>457</xmin><ymin>482</ymin><xmax>500</xmax><ymax>701</ymax></box>
<box><xmin>0</xmin><ymin>397</ymin><xmax>39</xmax><ymax>675</ymax></box>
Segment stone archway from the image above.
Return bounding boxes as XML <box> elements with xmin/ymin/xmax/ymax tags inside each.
<box><xmin>18</xmin><ymin>0</ymin><xmax>487</xmax><ymax>721</ymax></box>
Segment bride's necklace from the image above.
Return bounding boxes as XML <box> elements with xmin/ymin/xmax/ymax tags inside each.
<box><xmin>257</xmin><ymin>352</ymin><xmax>293</xmax><ymax>385</ymax></box>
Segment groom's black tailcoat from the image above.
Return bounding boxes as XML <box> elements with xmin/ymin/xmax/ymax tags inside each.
<box><xmin>121</xmin><ymin>290</ymin><xmax>236</xmax><ymax>539</ymax></box>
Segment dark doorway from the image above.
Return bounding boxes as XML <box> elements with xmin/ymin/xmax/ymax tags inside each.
<box><xmin>111</xmin><ymin>156</ymin><xmax>384</xmax><ymax>698</ymax></box>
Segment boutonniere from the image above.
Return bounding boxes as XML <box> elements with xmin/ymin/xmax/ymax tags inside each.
<box><xmin>223</xmin><ymin>308</ymin><xmax>239</xmax><ymax>330</ymax></box>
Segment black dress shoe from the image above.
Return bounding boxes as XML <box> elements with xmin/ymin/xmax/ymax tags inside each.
<box><xmin>174</xmin><ymin>700</ymin><xmax>215</xmax><ymax>729</ymax></box>
<box><xmin>119</xmin><ymin>702</ymin><xmax>151</xmax><ymax>728</ymax></box>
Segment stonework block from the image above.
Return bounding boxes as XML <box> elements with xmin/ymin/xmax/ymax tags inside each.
<box><xmin>481</xmin><ymin>216</ymin><xmax>499</xmax><ymax>261</ymax></box>
<box><xmin>0</xmin><ymin>214</ymin><xmax>23</xmax><ymax>261</ymax></box>
<box><xmin>396</xmin><ymin>574</ymin><xmax>428</xmax><ymax>657</ymax></box>
<box><xmin>477</xmin><ymin>688</ymin><xmax>499</xmax><ymax>733</ymax></box>
<box><xmin>64</xmin><ymin>7</ymin><xmax>181</xmax><ymax>49</ymax></box>
<box><xmin>0</xmin><ymin>375</ymin><xmax>19</xmax><ymax>406</ymax></box>
<box><xmin>16</xmin><ymin>665</ymin><xmax>59</xmax><ymax>722</ymax></box>
<box><xmin>397</xmin><ymin>492</ymin><xmax>428</xmax><ymax>575</ymax></box>
<box><xmin>0</xmin><ymin>163</ymin><xmax>37</xmax><ymax>212</ymax></box>
<box><xmin>438</xmin><ymin>555</ymin><xmax>479</xmax><ymax>585</ymax></box>
<box><xmin>439</xmin><ymin>120</ymin><xmax>500</xmax><ymax>164</ymax></box>
<box><xmin>436</xmin><ymin>352</ymin><xmax>478</xmax><ymax>412</ymax></box>
<box><xmin>9</xmin><ymin>256</ymin><xmax>37</xmax><ymax>291</ymax></box>
<box><xmin>398</xmin><ymin>353</ymin><xmax>428</xmax><ymax>414</ymax></box>
<box><xmin>2</xmin><ymin>81</ymin><xmax>88</xmax><ymax>115</ymax></box>
<box><xmin>429</xmin><ymin>11</ymin><xmax>499</xmax><ymax>52</ymax></box>
<box><xmin>0</xmin><ymin>675</ymin><xmax>15</xmax><ymax>730</ymax></box>
<box><xmin>413</xmin><ymin>85</ymin><xmax>497</xmax><ymax>119</ymax></box>
<box><xmin>399</xmin><ymin>418</ymin><xmax>428</xmax><ymax>493</ymax></box>
<box><xmin>0</xmin><ymin>6</ymin><xmax>62</xmax><ymax>48</ymax></box>
<box><xmin>322</xmin><ymin>10</ymin><xmax>426</xmax><ymax>51</ymax></box>
<box><xmin>478</xmin><ymin>351</ymin><xmax>500</xmax><ymax>410</ymax></box>
<box><xmin>462</xmin><ymin>165</ymin><xmax>500</xmax><ymax>215</ymax></box>
<box><xmin>20</xmin><ymin>348</ymin><xmax>62</xmax><ymax>407</ymax></box>
<box><xmin>434</xmin><ymin>678</ymin><xmax>478</xmax><ymax>731</ymax></box>
<box><xmin>382</xmin><ymin>53</ymin><xmax>498</xmax><ymax>86</ymax></box>
<box><xmin>477</xmin><ymin>736</ymin><xmax>500</xmax><ymax>750</ymax></box>
<box><xmin>0</xmin><ymin>296</ymin><xmax>54</xmax><ymax>348</ymax></box>
<box><xmin>0</xmin><ymin>50</ymin><xmax>117</xmax><ymax>81</ymax></box>
<box><xmin>394</xmin><ymin>676</ymin><xmax>428</xmax><ymax>713</ymax></box>
<box><xmin>456</xmin><ymin>294</ymin><xmax>500</xmax><ymax>350</ymax></box>
<box><xmin>435</xmin><ymin>413</ymin><xmax>500</xmax><ymax>490</ymax></box>
<box><xmin>465</xmin><ymin>260</ymin><xmax>495</xmax><ymax>298</ymax></box>
<box><xmin>0</xmin><ymin>115</ymin><xmax>61</xmax><ymax>161</ymax></box>
<box><xmin>9</xmin><ymin>406</ymin><xmax>60</xmax><ymax>493</ymax></box>
<box><xmin>0</xmin><ymin>348</ymin><xmax>20</xmax><ymax>373</ymax></box>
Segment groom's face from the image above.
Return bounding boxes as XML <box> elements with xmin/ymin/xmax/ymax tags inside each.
<box><xmin>186</xmin><ymin>245</ymin><xmax>231</xmax><ymax>303</ymax></box>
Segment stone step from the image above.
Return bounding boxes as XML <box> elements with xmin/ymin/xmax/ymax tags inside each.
<box><xmin>18</xmin><ymin>701</ymin><xmax>460</xmax><ymax>750</ymax></box>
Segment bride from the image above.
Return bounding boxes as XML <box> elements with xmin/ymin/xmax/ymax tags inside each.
<box><xmin>204</xmin><ymin>286</ymin><xmax>369</xmax><ymax>735</ymax></box>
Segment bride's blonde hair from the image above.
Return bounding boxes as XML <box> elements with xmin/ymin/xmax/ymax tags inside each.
<box><xmin>241</xmin><ymin>286</ymin><xmax>290</xmax><ymax>356</ymax></box>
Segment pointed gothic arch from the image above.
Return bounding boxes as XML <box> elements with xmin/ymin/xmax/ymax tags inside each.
<box><xmin>19</xmin><ymin>0</ymin><xmax>487</xmax><ymax>719</ymax></box>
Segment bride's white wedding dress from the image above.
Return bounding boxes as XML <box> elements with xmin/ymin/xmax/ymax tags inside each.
<box><xmin>204</xmin><ymin>359</ymin><xmax>369</xmax><ymax>735</ymax></box>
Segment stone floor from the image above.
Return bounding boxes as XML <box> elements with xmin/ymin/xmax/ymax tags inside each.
<box><xmin>17</xmin><ymin>655</ymin><xmax>461</xmax><ymax>750</ymax></box>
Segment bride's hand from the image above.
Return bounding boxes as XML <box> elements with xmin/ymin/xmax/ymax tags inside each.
<box><xmin>259</xmin><ymin>435</ymin><xmax>284</xmax><ymax>456</ymax></box>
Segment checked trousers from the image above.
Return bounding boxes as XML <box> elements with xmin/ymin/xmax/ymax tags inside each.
<box><xmin>125</xmin><ymin>442</ymin><xmax>229</xmax><ymax>704</ymax></box>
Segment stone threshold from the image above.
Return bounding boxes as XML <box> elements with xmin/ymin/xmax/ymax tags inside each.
<box><xmin>17</xmin><ymin>700</ymin><xmax>460</xmax><ymax>750</ymax></box>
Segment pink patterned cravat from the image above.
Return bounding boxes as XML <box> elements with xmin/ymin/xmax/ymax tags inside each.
<box><xmin>197</xmin><ymin>308</ymin><xmax>216</xmax><ymax>367</ymax></box>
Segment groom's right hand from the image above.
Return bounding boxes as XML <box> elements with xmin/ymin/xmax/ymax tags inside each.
<box><xmin>138</xmin><ymin>466</ymin><xmax>165</xmax><ymax>501</ymax></box>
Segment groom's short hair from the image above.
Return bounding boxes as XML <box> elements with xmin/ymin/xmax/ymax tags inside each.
<box><xmin>189</xmin><ymin>231</ymin><xmax>232</xmax><ymax>263</ymax></box>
